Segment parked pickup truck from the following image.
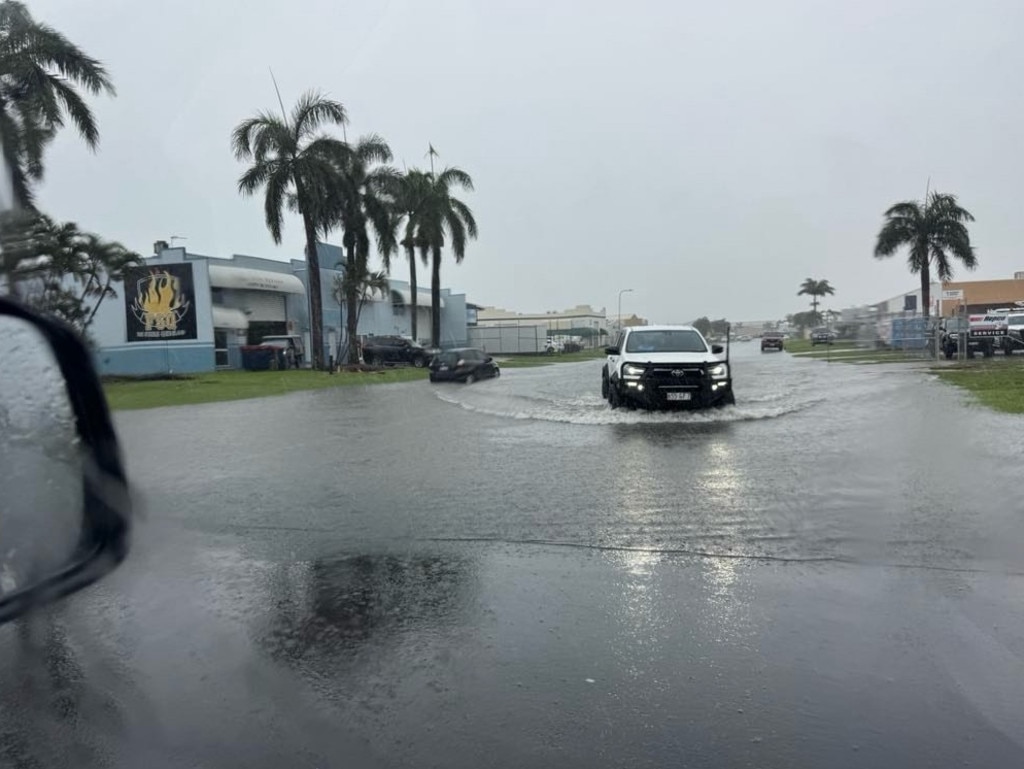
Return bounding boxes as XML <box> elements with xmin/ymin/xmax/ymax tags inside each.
<box><xmin>1002</xmin><ymin>312</ymin><xmax>1024</xmax><ymax>355</ymax></box>
<box><xmin>940</xmin><ymin>315</ymin><xmax>1007</xmax><ymax>359</ymax></box>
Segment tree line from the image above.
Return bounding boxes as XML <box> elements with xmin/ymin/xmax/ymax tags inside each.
<box><xmin>784</xmin><ymin>192</ymin><xmax>976</xmax><ymax>332</ymax></box>
<box><xmin>232</xmin><ymin>95</ymin><xmax>477</xmax><ymax>368</ymax></box>
<box><xmin>0</xmin><ymin>2</ymin><xmax>479</xmax><ymax>366</ymax></box>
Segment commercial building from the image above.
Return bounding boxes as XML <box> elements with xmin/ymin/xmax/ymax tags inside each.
<box><xmin>476</xmin><ymin>303</ymin><xmax>608</xmax><ymax>334</ymax></box>
<box><xmin>89</xmin><ymin>242</ymin><xmax>468</xmax><ymax>376</ymax></box>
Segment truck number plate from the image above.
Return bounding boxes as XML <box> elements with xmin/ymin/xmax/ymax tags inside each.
<box><xmin>666</xmin><ymin>392</ymin><xmax>692</xmax><ymax>401</ymax></box>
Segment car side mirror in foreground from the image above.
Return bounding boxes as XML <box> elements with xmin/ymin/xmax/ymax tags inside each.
<box><xmin>604</xmin><ymin>346</ymin><xmax>619</xmax><ymax>355</ymax></box>
<box><xmin>711</xmin><ymin>344</ymin><xmax>725</xmax><ymax>354</ymax></box>
<box><xmin>0</xmin><ymin>296</ymin><xmax>131</xmax><ymax>625</ymax></box>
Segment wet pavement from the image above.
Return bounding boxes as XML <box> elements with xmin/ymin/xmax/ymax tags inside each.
<box><xmin>3</xmin><ymin>343</ymin><xmax>1024</xmax><ymax>767</ymax></box>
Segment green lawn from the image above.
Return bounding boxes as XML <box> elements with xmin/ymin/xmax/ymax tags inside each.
<box><xmin>932</xmin><ymin>360</ymin><xmax>1024</xmax><ymax>414</ymax></box>
<box><xmin>104</xmin><ymin>368</ymin><xmax>428</xmax><ymax>410</ymax></box>
<box><xmin>497</xmin><ymin>348</ymin><xmax>607</xmax><ymax>368</ymax></box>
<box><xmin>784</xmin><ymin>338</ymin><xmax>859</xmax><ymax>355</ymax></box>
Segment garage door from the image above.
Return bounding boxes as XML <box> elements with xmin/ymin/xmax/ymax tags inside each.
<box><xmin>236</xmin><ymin>290</ymin><xmax>286</xmax><ymax>322</ymax></box>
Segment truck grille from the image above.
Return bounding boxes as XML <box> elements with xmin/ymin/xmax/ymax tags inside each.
<box><xmin>643</xmin><ymin>364</ymin><xmax>706</xmax><ymax>390</ymax></box>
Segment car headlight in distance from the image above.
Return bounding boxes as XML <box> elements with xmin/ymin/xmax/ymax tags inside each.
<box><xmin>709</xmin><ymin>363</ymin><xmax>728</xmax><ymax>379</ymax></box>
<box><xmin>622</xmin><ymin>363</ymin><xmax>645</xmax><ymax>379</ymax></box>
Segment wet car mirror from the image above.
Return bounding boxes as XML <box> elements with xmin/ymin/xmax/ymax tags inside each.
<box><xmin>711</xmin><ymin>344</ymin><xmax>725</xmax><ymax>354</ymax></box>
<box><xmin>604</xmin><ymin>346</ymin><xmax>619</xmax><ymax>355</ymax></box>
<box><xmin>0</xmin><ymin>297</ymin><xmax>131</xmax><ymax>625</ymax></box>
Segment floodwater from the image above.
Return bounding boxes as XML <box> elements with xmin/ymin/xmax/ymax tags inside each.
<box><xmin>2</xmin><ymin>342</ymin><xmax>1024</xmax><ymax>768</ymax></box>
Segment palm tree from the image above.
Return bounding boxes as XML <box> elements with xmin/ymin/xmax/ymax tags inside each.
<box><xmin>0</xmin><ymin>1</ymin><xmax>115</xmax><ymax>207</ymax></box>
<box><xmin>418</xmin><ymin>166</ymin><xmax>478</xmax><ymax>347</ymax></box>
<box><xmin>391</xmin><ymin>169</ymin><xmax>431</xmax><ymax>343</ymax></box>
<box><xmin>0</xmin><ymin>212</ymin><xmax>138</xmax><ymax>330</ymax></box>
<box><xmin>231</xmin><ymin>90</ymin><xmax>349</xmax><ymax>369</ymax></box>
<box><xmin>303</xmin><ymin>135</ymin><xmax>397</xmax><ymax>364</ymax></box>
<box><xmin>797</xmin><ymin>278</ymin><xmax>835</xmax><ymax>317</ymax></box>
<box><xmin>874</xmin><ymin>192</ymin><xmax>976</xmax><ymax>319</ymax></box>
<box><xmin>331</xmin><ymin>267</ymin><xmax>390</xmax><ymax>364</ymax></box>
<box><xmin>77</xmin><ymin>233</ymin><xmax>139</xmax><ymax>330</ymax></box>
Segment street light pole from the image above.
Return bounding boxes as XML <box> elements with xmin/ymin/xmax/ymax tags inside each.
<box><xmin>618</xmin><ymin>288</ymin><xmax>634</xmax><ymax>331</ymax></box>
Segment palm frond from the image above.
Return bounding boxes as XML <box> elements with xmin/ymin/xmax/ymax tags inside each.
<box><xmin>231</xmin><ymin>113</ymin><xmax>283</xmax><ymax>160</ymax></box>
<box><xmin>874</xmin><ymin>217</ymin><xmax>919</xmax><ymax>258</ymax></box>
<box><xmin>435</xmin><ymin>166</ymin><xmax>474</xmax><ymax>192</ymax></box>
<box><xmin>445</xmin><ymin>213</ymin><xmax>467</xmax><ymax>261</ymax></box>
<box><xmin>48</xmin><ymin>75</ymin><xmax>99</xmax><ymax>147</ymax></box>
<box><xmin>352</xmin><ymin>134</ymin><xmax>393</xmax><ymax>165</ymax></box>
<box><xmin>448</xmin><ymin>198</ymin><xmax>478</xmax><ymax>239</ymax></box>
<box><xmin>291</xmin><ymin>90</ymin><xmax>347</xmax><ymax>141</ymax></box>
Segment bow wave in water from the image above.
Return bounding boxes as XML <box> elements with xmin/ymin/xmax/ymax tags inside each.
<box><xmin>430</xmin><ymin>351</ymin><xmax>825</xmax><ymax>425</ymax></box>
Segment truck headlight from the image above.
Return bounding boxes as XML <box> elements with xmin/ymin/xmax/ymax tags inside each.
<box><xmin>709</xmin><ymin>363</ymin><xmax>728</xmax><ymax>380</ymax></box>
<box><xmin>622</xmin><ymin>363</ymin><xmax>645</xmax><ymax>379</ymax></box>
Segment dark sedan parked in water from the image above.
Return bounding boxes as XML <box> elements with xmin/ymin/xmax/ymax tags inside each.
<box><xmin>429</xmin><ymin>348</ymin><xmax>500</xmax><ymax>383</ymax></box>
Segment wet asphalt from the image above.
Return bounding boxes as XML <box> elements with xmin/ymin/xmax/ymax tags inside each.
<box><xmin>3</xmin><ymin>343</ymin><xmax>1024</xmax><ymax>768</ymax></box>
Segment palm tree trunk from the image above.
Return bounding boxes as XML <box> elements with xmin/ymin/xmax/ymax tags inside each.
<box><xmin>345</xmin><ymin>245</ymin><xmax>360</xmax><ymax>365</ymax></box>
<box><xmin>301</xmin><ymin>213</ymin><xmax>325</xmax><ymax>370</ymax></box>
<box><xmin>431</xmin><ymin>245</ymin><xmax>442</xmax><ymax>348</ymax></box>
<box><xmin>406</xmin><ymin>243</ymin><xmax>418</xmax><ymax>342</ymax></box>
<box><xmin>920</xmin><ymin>262</ymin><xmax>931</xmax><ymax>320</ymax></box>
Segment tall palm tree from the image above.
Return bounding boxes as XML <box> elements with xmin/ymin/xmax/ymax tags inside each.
<box><xmin>797</xmin><ymin>278</ymin><xmax>835</xmax><ymax>317</ymax></box>
<box><xmin>418</xmin><ymin>166</ymin><xmax>477</xmax><ymax>347</ymax></box>
<box><xmin>303</xmin><ymin>135</ymin><xmax>397</xmax><ymax>364</ymax></box>
<box><xmin>231</xmin><ymin>90</ymin><xmax>349</xmax><ymax>369</ymax></box>
<box><xmin>0</xmin><ymin>1</ymin><xmax>115</xmax><ymax>207</ymax></box>
<box><xmin>391</xmin><ymin>169</ymin><xmax>431</xmax><ymax>343</ymax></box>
<box><xmin>874</xmin><ymin>192</ymin><xmax>976</xmax><ymax>319</ymax></box>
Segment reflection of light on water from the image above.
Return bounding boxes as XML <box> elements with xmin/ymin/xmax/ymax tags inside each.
<box><xmin>616</xmin><ymin>548</ymin><xmax>659</xmax><ymax>578</ymax></box>
<box><xmin>698</xmin><ymin>437</ymin><xmax>745</xmax><ymax>506</ymax></box>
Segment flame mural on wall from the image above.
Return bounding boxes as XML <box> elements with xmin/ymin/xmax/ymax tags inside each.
<box><xmin>124</xmin><ymin>263</ymin><xmax>198</xmax><ymax>341</ymax></box>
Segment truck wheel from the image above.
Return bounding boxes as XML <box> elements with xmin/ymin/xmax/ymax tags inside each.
<box><xmin>413</xmin><ymin>356</ymin><xmax>426</xmax><ymax>368</ymax></box>
<box><xmin>723</xmin><ymin>391</ymin><xmax>736</xmax><ymax>406</ymax></box>
<box><xmin>601</xmin><ymin>370</ymin><xmax>609</xmax><ymax>399</ymax></box>
<box><xmin>608</xmin><ymin>381</ymin><xmax>621</xmax><ymax>410</ymax></box>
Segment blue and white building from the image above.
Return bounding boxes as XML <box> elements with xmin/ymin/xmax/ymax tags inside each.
<box><xmin>89</xmin><ymin>242</ymin><xmax>469</xmax><ymax>376</ymax></box>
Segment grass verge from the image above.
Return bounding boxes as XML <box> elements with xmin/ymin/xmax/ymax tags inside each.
<box><xmin>784</xmin><ymin>339</ymin><xmax>860</xmax><ymax>355</ymax></box>
<box><xmin>932</xmin><ymin>360</ymin><xmax>1024</xmax><ymax>414</ymax></box>
<box><xmin>104</xmin><ymin>368</ymin><xmax>428</xmax><ymax>411</ymax></box>
<box><xmin>497</xmin><ymin>348</ymin><xmax>607</xmax><ymax>368</ymax></box>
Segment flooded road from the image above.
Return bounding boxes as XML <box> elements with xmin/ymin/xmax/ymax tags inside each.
<box><xmin>3</xmin><ymin>343</ymin><xmax>1024</xmax><ymax>767</ymax></box>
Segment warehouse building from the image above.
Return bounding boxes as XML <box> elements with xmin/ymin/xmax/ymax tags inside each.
<box><xmin>89</xmin><ymin>242</ymin><xmax>468</xmax><ymax>375</ymax></box>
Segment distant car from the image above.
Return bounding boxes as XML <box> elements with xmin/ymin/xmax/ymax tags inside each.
<box><xmin>429</xmin><ymin>348</ymin><xmax>500</xmax><ymax>383</ymax></box>
<box><xmin>259</xmin><ymin>335</ymin><xmax>305</xmax><ymax>368</ymax></box>
<box><xmin>810</xmin><ymin>328</ymin><xmax>836</xmax><ymax>346</ymax></box>
<box><xmin>761</xmin><ymin>332</ymin><xmax>784</xmax><ymax>352</ymax></box>
<box><xmin>361</xmin><ymin>336</ymin><xmax>432</xmax><ymax>367</ymax></box>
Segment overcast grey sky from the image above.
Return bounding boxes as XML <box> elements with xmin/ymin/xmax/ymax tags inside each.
<box><xmin>32</xmin><ymin>0</ymin><xmax>1024</xmax><ymax>322</ymax></box>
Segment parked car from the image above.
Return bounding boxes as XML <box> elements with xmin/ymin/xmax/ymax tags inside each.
<box><xmin>258</xmin><ymin>335</ymin><xmax>304</xmax><ymax>368</ymax></box>
<box><xmin>428</xmin><ymin>348</ymin><xmax>500</xmax><ymax>383</ymax></box>
<box><xmin>361</xmin><ymin>336</ymin><xmax>432</xmax><ymax>367</ymax></box>
<box><xmin>761</xmin><ymin>332</ymin><xmax>784</xmax><ymax>352</ymax></box>
<box><xmin>810</xmin><ymin>327</ymin><xmax>836</xmax><ymax>346</ymax></box>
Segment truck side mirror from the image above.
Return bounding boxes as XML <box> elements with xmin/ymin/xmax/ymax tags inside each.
<box><xmin>0</xmin><ymin>297</ymin><xmax>132</xmax><ymax>625</ymax></box>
